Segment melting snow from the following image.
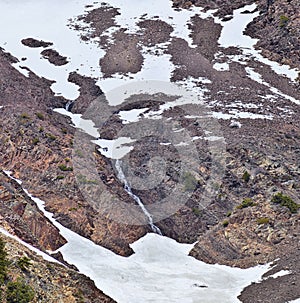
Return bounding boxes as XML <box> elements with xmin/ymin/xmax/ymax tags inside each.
<box><xmin>1</xmin><ymin>172</ymin><xmax>272</xmax><ymax>303</ymax></box>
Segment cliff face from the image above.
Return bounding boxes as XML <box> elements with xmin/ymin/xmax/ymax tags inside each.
<box><xmin>0</xmin><ymin>48</ymin><xmax>147</xmax><ymax>257</ymax></box>
<box><xmin>246</xmin><ymin>0</ymin><xmax>300</xmax><ymax>69</ymax></box>
<box><xmin>0</xmin><ymin>171</ymin><xmax>65</xmax><ymax>251</ymax></box>
<box><xmin>0</xmin><ymin>234</ymin><xmax>115</xmax><ymax>303</ymax></box>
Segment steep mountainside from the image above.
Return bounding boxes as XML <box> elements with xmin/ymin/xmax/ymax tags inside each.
<box><xmin>0</xmin><ymin>0</ymin><xmax>299</xmax><ymax>302</ymax></box>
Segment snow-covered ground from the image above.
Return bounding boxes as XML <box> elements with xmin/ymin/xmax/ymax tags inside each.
<box><xmin>216</xmin><ymin>4</ymin><xmax>299</xmax><ymax>81</ymax></box>
<box><xmin>3</xmin><ymin>172</ymin><xmax>272</xmax><ymax>303</ymax></box>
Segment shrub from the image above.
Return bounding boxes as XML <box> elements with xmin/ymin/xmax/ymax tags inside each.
<box><xmin>271</xmin><ymin>192</ymin><xmax>299</xmax><ymax>213</ymax></box>
<box><xmin>236</xmin><ymin>198</ymin><xmax>256</xmax><ymax>209</ymax></box>
<box><xmin>56</xmin><ymin>175</ymin><xmax>65</xmax><ymax>180</ymax></box>
<box><xmin>35</xmin><ymin>112</ymin><xmax>44</xmax><ymax>120</ymax></box>
<box><xmin>279</xmin><ymin>15</ymin><xmax>289</xmax><ymax>28</ymax></box>
<box><xmin>226</xmin><ymin>211</ymin><xmax>232</xmax><ymax>217</ymax></box>
<box><xmin>19</xmin><ymin>113</ymin><xmax>30</xmax><ymax>119</ymax></box>
<box><xmin>6</xmin><ymin>279</ymin><xmax>35</xmax><ymax>303</ymax></box>
<box><xmin>32</xmin><ymin>138</ymin><xmax>39</xmax><ymax>145</ymax></box>
<box><xmin>257</xmin><ymin>217</ymin><xmax>270</xmax><ymax>225</ymax></box>
<box><xmin>17</xmin><ymin>257</ymin><xmax>31</xmax><ymax>271</ymax></box>
<box><xmin>182</xmin><ymin>172</ymin><xmax>198</xmax><ymax>192</ymax></box>
<box><xmin>242</xmin><ymin>170</ymin><xmax>251</xmax><ymax>183</ymax></box>
<box><xmin>192</xmin><ymin>207</ymin><xmax>201</xmax><ymax>216</ymax></box>
<box><xmin>222</xmin><ymin>220</ymin><xmax>229</xmax><ymax>227</ymax></box>
<box><xmin>58</xmin><ymin>164</ymin><xmax>73</xmax><ymax>172</ymax></box>
<box><xmin>46</xmin><ymin>133</ymin><xmax>56</xmax><ymax>141</ymax></box>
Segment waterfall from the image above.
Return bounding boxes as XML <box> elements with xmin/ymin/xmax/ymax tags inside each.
<box><xmin>65</xmin><ymin>100</ymin><xmax>74</xmax><ymax>112</ymax></box>
<box><xmin>115</xmin><ymin>160</ymin><xmax>162</xmax><ymax>235</ymax></box>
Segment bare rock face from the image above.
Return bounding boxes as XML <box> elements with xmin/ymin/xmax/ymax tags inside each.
<box><xmin>0</xmin><ymin>171</ymin><xmax>66</xmax><ymax>251</ymax></box>
<box><xmin>41</xmin><ymin>49</ymin><xmax>69</xmax><ymax>66</ymax></box>
<box><xmin>21</xmin><ymin>38</ymin><xmax>53</xmax><ymax>48</ymax></box>
<box><xmin>0</xmin><ymin>47</ymin><xmax>147</xmax><ymax>257</ymax></box>
<box><xmin>245</xmin><ymin>0</ymin><xmax>300</xmax><ymax>69</ymax></box>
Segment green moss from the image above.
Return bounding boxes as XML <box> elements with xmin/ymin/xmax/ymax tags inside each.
<box><xmin>271</xmin><ymin>192</ymin><xmax>299</xmax><ymax>213</ymax></box>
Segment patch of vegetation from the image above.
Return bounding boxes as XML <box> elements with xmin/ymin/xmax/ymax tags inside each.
<box><xmin>61</xmin><ymin>128</ymin><xmax>67</xmax><ymax>134</ymax></box>
<box><xmin>77</xmin><ymin>174</ymin><xmax>97</xmax><ymax>184</ymax></box>
<box><xmin>0</xmin><ymin>238</ymin><xmax>8</xmax><ymax>285</ymax></box>
<box><xmin>257</xmin><ymin>217</ymin><xmax>270</xmax><ymax>225</ymax></box>
<box><xmin>46</xmin><ymin>133</ymin><xmax>57</xmax><ymax>141</ymax></box>
<box><xmin>75</xmin><ymin>150</ymin><xmax>83</xmax><ymax>157</ymax></box>
<box><xmin>222</xmin><ymin>220</ymin><xmax>229</xmax><ymax>227</ymax></box>
<box><xmin>58</xmin><ymin>164</ymin><xmax>73</xmax><ymax>172</ymax></box>
<box><xmin>35</xmin><ymin>112</ymin><xmax>44</xmax><ymax>120</ymax></box>
<box><xmin>16</xmin><ymin>257</ymin><xmax>31</xmax><ymax>271</ymax></box>
<box><xmin>32</xmin><ymin>138</ymin><xmax>39</xmax><ymax>145</ymax></box>
<box><xmin>19</xmin><ymin>113</ymin><xmax>30</xmax><ymax>120</ymax></box>
<box><xmin>38</xmin><ymin>126</ymin><xmax>44</xmax><ymax>132</ymax></box>
<box><xmin>56</xmin><ymin>175</ymin><xmax>65</xmax><ymax>180</ymax></box>
<box><xmin>6</xmin><ymin>279</ymin><xmax>35</xmax><ymax>303</ymax></box>
<box><xmin>236</xmin><ymin>198</ymin><xmax>256</xmax><ymax>209</ymax></box>
<box><xmin>271</xmin><ymin>192</ymin><xmax>299</xmax><ymax>213</ymax></box>
<box><xmin>68</xmin><ymin>207</ymin><xmax>78</xmax><ymax>212</ymax></box>
<box><xmin>0</xmin><ymin>239</ymin><xmax>35</xmax><ymax>302</ymax></box>
<box><xmin>279</xmin><ymin>15</ymin><xmax>289</xmax><ymax>28</ymax></box>
<box><xmin>192</xmin><ymin>207</ymin><xmax>201</xmax><ymax>216</ymax></box>
<box><xmin>182</xmin><ymin>172</ymin><xmax>198</xmax><ymax>192</ymax></box>
<box><xmin>242</xmin><ymin>170</ymin><xmax>251</xmax><ymax>183</ymax></box>
<box><xmin>226</xmin><ymin>211</ymin><xmax>232</xmax><ymax>217</ymax></box>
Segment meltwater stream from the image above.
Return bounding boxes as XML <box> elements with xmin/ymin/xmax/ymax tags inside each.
<box><xmin>115</xmin><ymin>159</ymin><xmax>162</xmax><ymax>235</ymax></box>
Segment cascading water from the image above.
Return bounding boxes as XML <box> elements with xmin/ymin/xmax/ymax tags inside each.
<box><xmin>115</xmin><ymin>159</ymin><xmax>162</xmax><ymax>235</ymax></box>
<box><xmin>65</xmin><ymin>100</ymin><xmax>74</xmax><ymax>112</ymax></box>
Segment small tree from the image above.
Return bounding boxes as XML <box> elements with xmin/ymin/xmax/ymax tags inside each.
<box><xmin>6</xmin><ymin>279</ymin><xmax>35</xmax><ymax>303</ymax></box>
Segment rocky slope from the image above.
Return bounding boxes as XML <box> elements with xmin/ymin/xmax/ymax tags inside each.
<box><xmin>0</xmin><ymin>0</ymin><xmax>299</xmax><ymax>302</ymax></box>
<box><xmin>0</xmin><ymin>234</ymin><xmax>115</xmax><ymax>303</ymax></box>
